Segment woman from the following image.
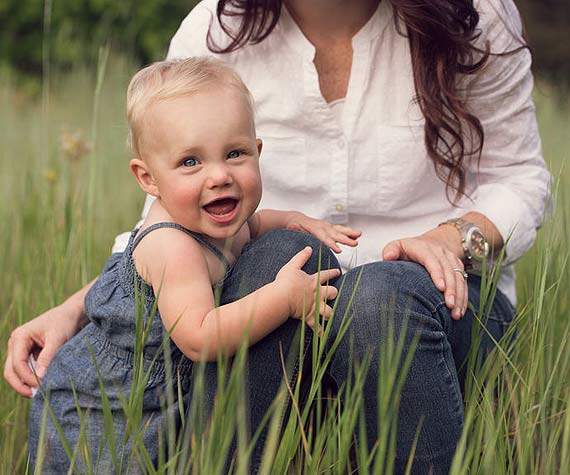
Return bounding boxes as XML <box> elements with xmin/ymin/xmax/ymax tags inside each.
<box><xmin>5</xmin><ymin>0</ymin><xmax>550</xmax><ymax>472</ymax></box>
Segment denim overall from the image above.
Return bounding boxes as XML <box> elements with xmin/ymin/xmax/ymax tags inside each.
<box><xmin>28</xmin><ymin>222</ymin><xmax>229</xmax><ymax>474</ymax></box>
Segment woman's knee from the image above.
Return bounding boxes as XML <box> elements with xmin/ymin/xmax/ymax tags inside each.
<box><xmin>222</xmin><ymin>230</ymin><xmax>340</xmax><ymax>302</ymax></box>
<box><xmin>336</xmin><ymin>260</ymin><xmax>441</xmax><ymax>308</ymax></box>
<box><xmin>253</xmin><ymin>229</ymin><xmax>339</xmax><ymax>270</ymax></box>
<box><xmin>331</xmin><ymin>260</ymin><xmax>449</xmax><ymax>341</ymax></box>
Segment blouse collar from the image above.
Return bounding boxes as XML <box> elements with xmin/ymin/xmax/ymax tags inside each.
<box><xmin>278</xmin><ymin>1</ymin><xmax>392</xmax><ymax>59</ymax></box>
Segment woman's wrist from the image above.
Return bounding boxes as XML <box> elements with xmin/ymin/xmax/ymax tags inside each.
<box><xmin>61</xmin><ymin>299</ymin><xmax>89</xmax><ymax>332</ymax></box>
<box><xmin>422</xmin><ymin>226</ymin><xmax>465</xmax><ymax>261</ymax></box>
<box><xmin>61</xmin><ymin>278</ymin><xmax>97</xmax><ymax>331</ymax></box>
<box><xmin>436</xmin><ymin>212</ymin><xmax>504</xmax><ymax>268</ymax></box>
<box><xmin>460</xmin><ymin>212</ymin><xmax>504</xmax><ymax>250</ymax></box>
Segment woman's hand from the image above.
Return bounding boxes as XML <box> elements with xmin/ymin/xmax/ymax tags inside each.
<box><xmin>382</xmin><ymin>226</ymin><xmax>468</xmax><ymax>320</ymax></box>
<box><xmin>285</xmin><ymin>213</ymin><xmax>361</xmax><ymax>253</ymax></box>
<box><xmin>3</xmin><ymin>281</ymin><xmax>94</xmax><ymax>397</ymax></box>
<box><xmin>275</xmin><ymin>247</ymin><xmax>340</xmax><ymax>331</ymax></box>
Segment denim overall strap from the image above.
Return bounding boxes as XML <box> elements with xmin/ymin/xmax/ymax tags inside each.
<box><xmin>132</xmin><ymin>222</ymin><xmax>231</xmax><ymax>283</ymax></box>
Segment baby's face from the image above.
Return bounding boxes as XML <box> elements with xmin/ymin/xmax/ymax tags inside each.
<box><xmin>139</xmin><ymin>85</ymin><xmax>262</xmax><ymax>240</ymax></box>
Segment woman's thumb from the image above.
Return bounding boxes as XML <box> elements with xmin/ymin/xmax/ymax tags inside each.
<box><xmin>35</xmin><ymin>344</ymin><xmax>58</xmax><ymax>379</ymax></box>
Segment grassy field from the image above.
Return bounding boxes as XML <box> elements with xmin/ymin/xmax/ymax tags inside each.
<box><xmin>0</xmin><ymin>56</ymin><xmax>569</xmax><ymax>473</ymax></box>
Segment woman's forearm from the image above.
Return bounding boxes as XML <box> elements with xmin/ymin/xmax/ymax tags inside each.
<box><xmin>61</xmin><ymin>278</ymin><xmax>97</xmax><ymax>331</ymax></box>
<box><xmin>434</xmin><ymin>211</ymin><xmax>504</xmax><ymax>261</ymax></box>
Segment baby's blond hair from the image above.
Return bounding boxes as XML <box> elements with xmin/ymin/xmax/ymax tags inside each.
<box><xmin>127</xmin><ymin>57</ymin><xmax>254</xmax><ymax>158</ymax></box>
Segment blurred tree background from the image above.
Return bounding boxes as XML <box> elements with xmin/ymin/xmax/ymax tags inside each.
<box><xmin>0</xmin><ymin>0</ymin><xmax>568</xmax><ymax>82</ymax></box>
<box><xmin>518</xmin><ymin>0</ymin><xmax>570</xmax><ymax>84</ymax></box>
<box><xmin>0</xmin><ymin>0</ymin><xmax>198</xmax><ymax>75</ymax></box>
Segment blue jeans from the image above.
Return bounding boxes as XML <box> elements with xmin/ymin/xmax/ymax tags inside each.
<box><xmin>199</xmin><ymin>229</ymin><xmax>515</xmax><ymax>474</ymax></box>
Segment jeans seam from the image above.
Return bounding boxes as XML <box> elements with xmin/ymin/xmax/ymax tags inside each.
<box><xmin>437</xmin><ymin>335</ymin><xmax>464</xmax><ymax>429</ymax></box>
<box><xmin>432</xmin><ymin>300</ymin><xmax>452</xmax><ymax>340</ymax></box>
<box><xmin>423</xmin><ymin>271</ymin><xmax>463</xmax><ymax>428</ymax></box>
<box><xmin>432</xmin><ymin>300</ymin><xmax>448</xmax><ymax>315</ymax></box>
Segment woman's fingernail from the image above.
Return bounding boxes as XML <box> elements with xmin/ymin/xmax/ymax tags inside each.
<box><xmin>37</xmin><ymin>366</ymin><xmax>46</xmax><ymax>379</ymax></box>
<box><xmin>447</xmin><ymin>295</ymin><xmax>455</xmax><ymax>307</ymax></box>
<box><xmin>454</xmin><ymin>308</ymin><xmax>462</xmax><ymax>319</ymax></box>
<box><xmin>438</xmin><ymin>279</ymin><xmax>445</xmax><ymax>289</ymax></box>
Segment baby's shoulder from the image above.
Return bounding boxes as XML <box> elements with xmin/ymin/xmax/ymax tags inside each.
<box><xmin>132</xmin><ymin>223</ymin><xmax>209</xmax><ymax>286</ymax></box>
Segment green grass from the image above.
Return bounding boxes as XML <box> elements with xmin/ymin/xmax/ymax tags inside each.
<box><xmin>0</xmin><ymin>57</ymin><xmax>569</xmax><ymax>473</ymax></box>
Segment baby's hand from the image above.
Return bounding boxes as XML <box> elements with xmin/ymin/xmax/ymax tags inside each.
<box><xmin>286</xmin><ymin>213</ymin><xmax>361</xmax><ymax>253</ymax></box>
<box><xmin>275</xmin><ymin>247</ymin><xmax>340</xmax><ymax>331</ymax></box>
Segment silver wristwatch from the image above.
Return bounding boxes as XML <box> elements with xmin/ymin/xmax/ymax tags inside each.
<box><xmin>440</xmin><ymin>218</ymin><xmax>489</xmax><ymax>270</ymax></box>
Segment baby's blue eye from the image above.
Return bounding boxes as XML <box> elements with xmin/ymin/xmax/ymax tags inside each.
<box><xmin>227</xmin><ymin>150</ymin><xmax>241</xmax><ymax>159</ymax></box>
<box><xmin>182</xmin><ymin>157</ymin><xmax>198</xmax><ymax>167</ymax></box>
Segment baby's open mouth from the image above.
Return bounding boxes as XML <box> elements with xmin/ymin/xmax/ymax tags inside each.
<box><xmin>203</xmin><ymin>198</ymin><xmax>238</xmax><ymax>216</ymax></box>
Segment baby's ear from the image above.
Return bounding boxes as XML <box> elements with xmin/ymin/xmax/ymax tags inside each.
<box><xmin>256</xmin><ymin>138</ymin><xmax>263</xmax><ymax>157</ymax></box>
<box><xmin>130</xmin><ymin>158</ymin><xmax>160</xmax><ymax>197</ymax></box>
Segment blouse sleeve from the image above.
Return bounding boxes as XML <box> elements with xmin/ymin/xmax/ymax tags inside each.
<box><xmin>461</xmin><ymin>0</ymin><xmax>551</xmax><ymax>265</ymax></box>
<box><xmin>166</xmin><ymin>0</ymin><xmax>217</xmax><ymax>60</ymax></box>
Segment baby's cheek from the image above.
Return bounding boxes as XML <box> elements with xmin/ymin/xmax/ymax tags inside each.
<box><xmin>243</xmin><ymin>171</ymin><xmax>262</xmax><ymax>199</ymax></box>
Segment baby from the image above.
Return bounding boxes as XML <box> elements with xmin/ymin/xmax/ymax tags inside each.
<box><xmin>28</xmin><ymin>57</ymin><xmax>360</xmax><ymax>473</ymax></box>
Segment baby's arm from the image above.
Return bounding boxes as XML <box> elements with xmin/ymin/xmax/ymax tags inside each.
<box><xmin>135</xmin><ymin>228</ymin><xmax>339</xmax><ymax>362</ymax></box>
<box><xmin>248</xmin><ymin>210</ymin><xmax>361</xmax><ymax>253</ymax></box>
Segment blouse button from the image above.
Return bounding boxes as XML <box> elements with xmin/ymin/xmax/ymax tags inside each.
<box><xmin>335</xmin><ymin>203</ymin><xmax>345</xmax><ymax>212</ymax></box>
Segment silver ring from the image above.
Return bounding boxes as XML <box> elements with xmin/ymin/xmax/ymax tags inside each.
<box><xmin>453</xmin><ymin>268</ymin><xmax>468</xmax><ymax>280</ymax></box>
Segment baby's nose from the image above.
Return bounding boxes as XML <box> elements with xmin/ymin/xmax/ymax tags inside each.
<box><xmin>207</xmin><ymin>163</ymin><xmax>233</xmax><ymax>187</ymax></box>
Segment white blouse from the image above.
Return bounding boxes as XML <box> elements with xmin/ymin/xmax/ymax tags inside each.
<box><xmin>114</xmin><ymin>0</ymin><xmax>551</xmax><ymax>304</ymax></box>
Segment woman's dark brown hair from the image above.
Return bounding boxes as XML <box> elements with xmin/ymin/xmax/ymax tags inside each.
<box><xmin>207</xmin><ymin>0</ymin><xmax>525</xmax><ymax>202</ymax></box>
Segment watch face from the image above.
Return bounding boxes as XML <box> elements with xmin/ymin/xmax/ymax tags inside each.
<box><xmin>467</xmin><ymin>229</ymin><xmax>489</xmax><ymax>260</ymax></box>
